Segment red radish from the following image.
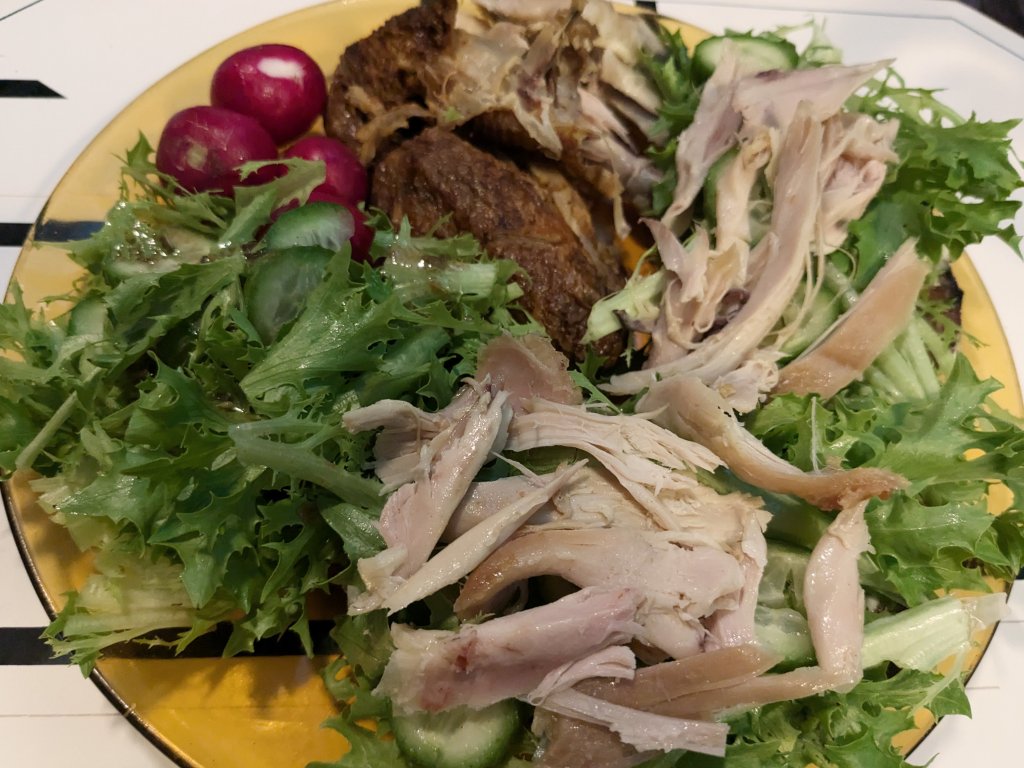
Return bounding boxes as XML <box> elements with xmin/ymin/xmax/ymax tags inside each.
<box><xmin>283</xmin><ymin>135</ymin><xmax>368</xmax><ymax>205</ymax></box>
<box><xmin>211</xmin><ymin>44</ymin><xmax>327</xmax><ymax>144</ymax></box>
<box><xmin>156</xmin><ymin>105</ymin><xmax>278</xmax><ymax>194</ymax></box>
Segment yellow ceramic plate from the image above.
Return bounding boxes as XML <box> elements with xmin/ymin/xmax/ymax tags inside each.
<box><xmin>1</xmin><ymin>1</ymin><xmax>1020</xmax><ymax>767</ymax></box>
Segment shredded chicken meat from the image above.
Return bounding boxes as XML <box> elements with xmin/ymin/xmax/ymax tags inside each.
<box><xmin>775</xmin><ymin>239</ymin><xmax>930</xmax><ymax>397</ymax></box>
<box><xmin>376</xmin><ymin>586</ymin><xmax>644</xmax><ymax>713</ymax></box>
<box><xmin>319</xmin><ymin>5</ymin><xmax>950</xmax><ymax>760</ymax></box>
<box><xmin>346</xmin><ymin>381</ymin><xmax>512</xmax><ymax>612</ymax></box>
<box><xmin>638</xmin><ymin>374</ymin><xmax>908</xmax><ymax>510</ymax></box>
<box><xmin>455</xmin><ymin>527</ymin><xmax>746</xmax><ymax>658</ymax></box>
<box><xmin>608</xmin><ymin>51</ymin><xmax>899</xmax><ymax>410</ymax></box>
<box><xmin>339</xmin><ymin>331</ymin><xmax>907</xmax><ymax>764</ymax></box>
<box><xmin>611</xmin><ymin>104</ymin><xmax>828</xmax><ymax>399</ymax></box>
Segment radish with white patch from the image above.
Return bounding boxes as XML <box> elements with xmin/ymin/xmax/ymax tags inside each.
<box><xmin>211</xmin><ymin>43</ymin><xmax>327</xmax><ymax>143</ymax></box>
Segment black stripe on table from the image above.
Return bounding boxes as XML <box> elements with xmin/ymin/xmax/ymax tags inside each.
<box><xmin>0</xmin><ymin>0</ymin><xmax>46</xmax><ymax>24</ymax></box>
<box><xmin>0</xmin><ymin>621</ymin><xmax>337</xmax><ymax>666</ymax></box>
<box><xmin>0</xmin><ymin>219</ymin><xmax>105</xmax><ymax>248</ymax></box>
<box><xmin>33</xmin><ymin>219</ymin><xmax>104</xmax><ymax>242</ymax></box>
<box><xmin>0</xmin><ymin>222</ymin><xmax>31</xmax><ymax>247</ymax></box>
<box><xmin>0</xmin><ymin>627</ymin><xmax>68</xmax><ymax>665</ymax></box>
<box><xmin>636</xmin><ymin>1</ymin><xmax>658</xmax><ymax>11</ymax></box>
<box><xmin>0</xmin><ymin>80</ymin><xmax>63</xmax><ymax>98</ymax></box>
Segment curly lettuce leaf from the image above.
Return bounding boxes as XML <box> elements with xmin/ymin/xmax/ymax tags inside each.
<box><xmin>640</xmin><ymin>28</ymin><xmax>701</xmax><ymax>216</ymax></box>
<box><xmin>62</xmin><ymin>135</ymin><xmax>326</xmax><ymax>287</ymax></box>
<box><xmin>727</xmin><ymin>668</ymin><xmax>970</xmax><ymax>768</ymax></box>
<box><xmin>847</xmin><ymin>73</ymin><xmax>1022</xmax><ymax>283</ymax></box>
<box><xmin>310</xmin><ymin>614</ymin><xmax>406</xmax><ymax>768</ymax></box>
<box><xmin>241</xmin><ymin>228</ymin><xmax>529</xmax><ymax>415</ymax></box>
<box><xmin>5</xmin><ymin>139</ymin><xmax>540</xmax><ymax>670</ymax></box>
<box><xmin>637</xmin><ymin>667</ymin><xmax>969</xmax><ymax>768</ymax></box>
<box><xmin>748</xmin><ymin>354</ymin><xmax>1024</xmax><ymax>604</ymax></box>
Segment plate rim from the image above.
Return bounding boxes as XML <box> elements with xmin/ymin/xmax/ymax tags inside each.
<box><xmin>2</xmin><ymin>0</ymin><xmax>1022</xmax><ymax>765</ymax></box>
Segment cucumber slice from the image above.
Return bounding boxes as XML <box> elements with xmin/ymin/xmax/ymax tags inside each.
<box><xmin>244</xmin><ymin>245</ymin><xmax>332</xmax><ymax>344</ymax></box>
<box><xmin>693</xmin><ymin>33</ymin><xmax>799</xmax><ymax>81</ymax></box>
<box><xmin>68</xmin><ymin>296</ymin><xmax>108</xmax><ymax>337</ymax></box>
<box><xmin>393</xmin><ymin>700</ymin><xmax>519</xmax><ymax>768</ymax></box>
<box><xmin>263</xmin><ymin>200</ymin><xmax>354</xmax><ymax>252</ymax></box>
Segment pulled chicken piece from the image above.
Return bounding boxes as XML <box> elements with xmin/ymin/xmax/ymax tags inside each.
<box><xmin>560</xmin><ymin>502</ymin><xmax>869</xmax><ymax>763</ymax></box>
<box><xmin>535</xmin><ymin>644</ymin><xmax>780</xmax><ymax>768</ymax></box>
<box><xmin>536</xmin><ymin>688</ymin><xmax>728</xmax><ymax>757</ymax></box>
<box><xmin>526</xmin><ymin>648</ymin><xmax>729</xmax><ymax>759</ymax></box>
<box><xmin>638</xmin><ymin>375</ymin><xmax>907</xmax><ymax>510</ymax></box>
<box><xmin>376</xmin><ymin>586</ymin><xmax>643</xmax><ymax>713</ymax></box>
<box><xmin>610</xmin><ymin>106</ymin><xmax>827</xmax><ymax>398</ymax></box>
<box><xmin>504</xmin><ymin>396</ymin><xmax>723</xmax><ymax>531</ymax></box>
<box><xmin>702</xmin><ymin>511</ymin><xmax>768</xmax><ymax>650</ymax></box>
<box><xmin>342</xmin><ymin>383</ymin><xmax>478</xmax><ymax>490</ymax></box>
<box><xmin>476</xmin><ymin>333</ymin><xmax>583</xmax><ymax>413</ymax></box>
<box><xmin>347</xmin><ymin>382</ymin><xmax>512</xmax><ymax>612</ymax></box>
<box><xmin>661</xmin><ymin>44</ymin><xmax>745</xmax><ymax>228</ymax></box>
<box><xmin>455</xmin><ymin>527</ymin><xmax>746</xmax><ymax>658</ymax></box>
<box><xmin>579</xmin><ymin>643</ymin><xmax>783</xmax><ymax>710</ymax></box>
<box><xmin>441</xmin><ymin>473</ymin><xmax>553</xmax><ymax>542</ymax></box>
<box><xmin>616</xmin><ymin>58</ymin><xmax>899</xmax><ymax>409</ymax></box>
<box><xmin>629</xmin><ymin>501</ymin><xmax>873</xmax><ymax>720</ymax></box>
<box><xmin>442</xmin><ymin>463</ymin><xmax>661</xmax><ymax>542</ymax></box>
<box><xmin>819</xmin><ymin>112</ymin><xmax>900</xmax><ymax>250</ymax></box>
<box><xmin>381</xmin><ymin>462</ymin><xmax>585</xmax><ymax>614</ymax></box>
<box><xmin>802</xmin><ymin>500</ymin><xmax>872</xmax><ymax>682</ymax></box>
<box><xmin>776</xmin><ymin>239</ymin><xmax>930</xmax><ymax>398</ymax></box>
<box><xmin>733</xmin><ymin>59</ymin><xmax>890</xmax><ymax>133</ymax></box>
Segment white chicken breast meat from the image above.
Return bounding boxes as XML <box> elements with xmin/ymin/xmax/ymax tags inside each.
<box><xmin>376</xmin><ymin>586</ymin><xmax>644</xmax><ymax>713</ymax></box>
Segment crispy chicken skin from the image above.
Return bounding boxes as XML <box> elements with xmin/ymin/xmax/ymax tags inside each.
<box><xmin>371</xmin><ymin>127</ymin><xmax>625</xmax><ymax>358</ymax></box>
<box><xmin>323</xmin><ymin>0</ymin><xmax>639</xmax><ymax>360</ymax></box>
<box><xmin>324</xmin><ymin>0</ymin><xmax>456</xmax><ymax>155</ymax></box>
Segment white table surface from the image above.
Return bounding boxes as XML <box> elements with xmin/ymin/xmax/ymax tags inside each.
<box><xmin>1</xmin><ymin>1</ymin><xmax>1022</xmax><ymax>766</ymax></box>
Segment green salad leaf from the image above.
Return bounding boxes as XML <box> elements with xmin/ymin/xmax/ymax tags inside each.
<box><xmin>848</xmin><ymin>73</ymin><xmax>1022</xmax><ymax>282</ymax></box>
<box><xmin>1</xmin><ymin>139</ymin><xmax>537</xmax><ymax>670</ymax></box>
<box><xmin>748</xmin><ymin>354</ymin><xmax>1024</xmax><ymax>605</ymax></box>
<box><xmin>2</xmin><ymin>8</ymin><xmax>1023</xmax><ymax>768</ymax></box>
<box><xmin>724</xmin><ymin>668</ymin><xmax>970</xmax><ymax>768</ymax></box>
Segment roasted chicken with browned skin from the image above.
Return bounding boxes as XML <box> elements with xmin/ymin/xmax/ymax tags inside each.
<box><xmin>324</xmin><ymin>0</ymin><xmax>455</xmax><ymax>159</ymax></box>
<box><xmin>323</xmin><ymin>0</ymin><xmax>674</xmax><ymax>360</ymax></box>
<box><xmin>371</xmin><ymin>128</ymin><xmax>624</xmax><ymax>358</ymax></box>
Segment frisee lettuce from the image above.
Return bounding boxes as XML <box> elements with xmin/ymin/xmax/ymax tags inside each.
<box><xmin>1</xmin><ymin>135</ymin><xmax>537</xmax><ymax>671</ymax></box>
<box><xmin>2</xmin><ymin>9</ymin><xmax>1023</xmax><ymax>768</ymax></box>
<box><xmin>748</xmin><ymin>355</ymin><xmax>1024</xmax><ymax>606</ymax></box>
<box><xmin>722</xmin><ymin>667</ymin><xmax>972</xmax><ymax>768</ymax></box>
<box><xmin>847</xmin><ymin>71</ymin><xmax>1022</xmax><ymax>280</ymax></box>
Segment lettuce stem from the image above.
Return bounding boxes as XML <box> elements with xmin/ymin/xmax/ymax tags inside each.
<box><xmin>897</xmin><ymin>320</ymin><xmax>941</xmax><ymax>398</ymax></box>
<box><xmin>15</xmin><ymin>392</ymin><xmax>78</xmax><ymax>470</ymax></box>
<box><xmin>231</xmin><ymin>429</ymin><xmax>381</xmax><ymax>508</ymax></box>
<box><xmin>874</xmin><ymin>345</ymin><xmax>927</xmax><ymax>401</ymax></box>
